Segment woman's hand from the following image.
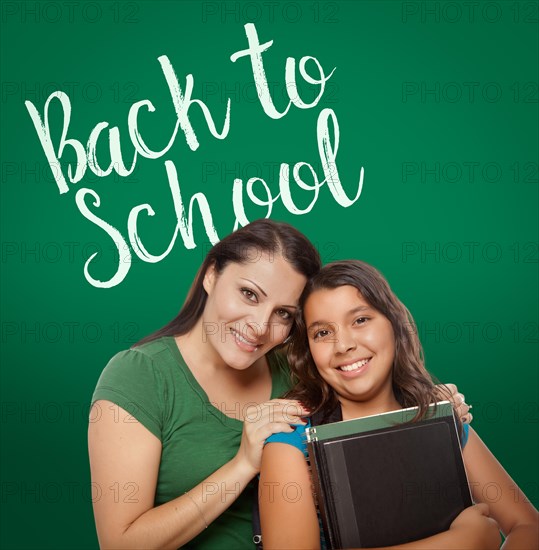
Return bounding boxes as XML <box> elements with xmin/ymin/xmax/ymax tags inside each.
<box><xmin>449</xmin><ymin>504</ymin><xmax>501</xmax><ymax>549</ymax></box>
<box><xmin>234</xmin><ymin>399</ymin><xmax>309</xmax><ymax>477</ymax></box>
<box><xmin>436</xmin><ymin>383</ymin><xmax>473</xmax><ymax>423</ymax></box>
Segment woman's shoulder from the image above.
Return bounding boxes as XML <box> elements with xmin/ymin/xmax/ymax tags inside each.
<box><xmin>103</xmin><ymin>337</ymin><xmax>177</xmax><ymax>374</ymax></box>
<box><xmin>91</xmin><ymin>337</ymin><xmax>177</xmax><ymax>440</ymax></box>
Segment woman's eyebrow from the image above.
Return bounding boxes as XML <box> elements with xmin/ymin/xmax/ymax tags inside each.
<box><xmin>240</xmin><ymin>278</ymin><xmax>298</xmax><ymax>309</ymax></box>
<box><xmin>240</xmin><ymin>278</ymin><xmax>267</xmax><ymax>297</ymax></box>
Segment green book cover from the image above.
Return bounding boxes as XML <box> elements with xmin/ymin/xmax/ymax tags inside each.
<box><xmin>307</xmin><ymin>401</ymin><xmax>454</xmax><ymax>442</ymax></box>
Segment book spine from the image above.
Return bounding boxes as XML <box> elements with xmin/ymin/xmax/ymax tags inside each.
<box><xmin>308</xmin><ymin>441</ymin><xmax>339</xmax><ymax>550</ymax></box>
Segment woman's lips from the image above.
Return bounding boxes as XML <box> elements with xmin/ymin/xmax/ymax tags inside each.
<box><xmin>230</xmin><ymin>328</ymin><xmax>260</xmax><ymax>352</ymax></box>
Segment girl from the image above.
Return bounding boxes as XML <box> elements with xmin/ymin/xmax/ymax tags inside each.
<box><xmin>89</xmin><ymin>222</ymin><xmax>470</xmax><ymax>549</ymax></box>
<box><xmin>260</xmin><ymin>260</ymin><xmax>538</xmax><ymax>550</ymax></box>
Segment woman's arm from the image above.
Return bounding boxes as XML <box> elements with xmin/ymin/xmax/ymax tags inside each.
<box><xmin>89</xmin><ymin>399</ymin><xmax>305</xmax><ymax>549</ymax></box>
<box><xmin>463</xmin><ymin>427</ymin><xmax>539</xmax><ymax>550</ymax></box>
<box><xmin>260</xmin><ymin>442</ymin><xmax>321</xmax><ymax>549</ymax></box>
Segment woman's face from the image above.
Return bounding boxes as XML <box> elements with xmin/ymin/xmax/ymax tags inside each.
<box><xmin>304</xmin><ymin>285</ymin><xmax>396</xmax><ymax>411</ymax></box>
<box><xmin>201</xmin><ymin>252</ymin><xmax>307</xmax><ymax>370</ymax></box>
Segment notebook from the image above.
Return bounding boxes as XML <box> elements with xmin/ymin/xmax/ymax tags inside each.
<box><xmin>306</xmin><ymin>401</ymin><xmax>472</xmax><ymax>549</ymax></box>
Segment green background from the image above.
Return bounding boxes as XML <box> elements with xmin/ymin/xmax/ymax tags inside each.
<box><xmin>1</xmin><ymin>1</ymin><xmax>537</xmax><ymax>547</ymax></box>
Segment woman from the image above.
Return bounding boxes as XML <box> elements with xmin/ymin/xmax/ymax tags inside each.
<box><xmin>88</xmin><ymin>220</ymin><xmax>469</xmax><ymax>549</ymax></box>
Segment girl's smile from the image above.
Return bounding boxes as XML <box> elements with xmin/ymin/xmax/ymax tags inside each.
<box><xmin>304</xmin><ymin>285</ymin><xmax>399</xmax><ymax>416</ymax></box>
<box><xmin>335</xmin><ymin>357</ymin><xmax>372</xmax><ymax>377</ymax></box>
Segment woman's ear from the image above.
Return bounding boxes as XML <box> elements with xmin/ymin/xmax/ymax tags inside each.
<box><xmin>203</xmin><ymin>263</ymin><xmax>217</xmax><ymax>294</ymax></box>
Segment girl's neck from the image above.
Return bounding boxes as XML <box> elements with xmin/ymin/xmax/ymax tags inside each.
<box><xmin>340</xmin><ymin>392</ymin><xmax>402</xmax><ymax>421</ymax></box>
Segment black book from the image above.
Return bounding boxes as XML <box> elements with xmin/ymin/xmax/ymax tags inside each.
<box><xmin>306</xmin><ymin>401</ymin><xmax>472</xmax><ymax>549</ymax></box>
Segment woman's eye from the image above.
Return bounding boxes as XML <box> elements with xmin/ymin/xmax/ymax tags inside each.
<box><xmin>354</xmin><ymin>317</ymin><xmax>368</xmax><ymax>325</ymax></box>
<box><xmin>276</xmin><ymin>309</ymin><xmax>292</xmax><ymax>321</ymax></box>
<box><xmin>241</xmin><ymin>288</ymin><xmax>258</xmax><ymax>302</ymax></box>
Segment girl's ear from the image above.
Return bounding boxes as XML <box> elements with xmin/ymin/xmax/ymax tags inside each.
<box><xmin>203</xmin><ymin>263</ymin><xmax>217</xmax><ymax>294</ymax></box>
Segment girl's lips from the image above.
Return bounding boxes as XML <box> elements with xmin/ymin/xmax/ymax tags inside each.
<box><xmin>336</xmin><ymin>357</ymin><xmax>371</xmax><ymax>378</ymax></box>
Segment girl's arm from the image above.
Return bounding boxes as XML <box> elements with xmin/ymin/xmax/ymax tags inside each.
<box><xmin>463</xmin><ymin>426</ymin><xmax>539</xmax><ymax>550</ymax></box>
<box><xmin>89</xmin><ymin>399</ymin><xmax>305</xmax><ymax>549</ymax></box>
<box><xmin>260</xmin><ymin>442</ymin><xmax>321</xmax><ymax>550</ymax></box>
<box><xmin>260</xmin><ymin>443</ymin><xmax>501</xmax><ymax>550</ymax></box>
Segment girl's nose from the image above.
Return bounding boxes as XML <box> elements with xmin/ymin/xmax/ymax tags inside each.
<box><xmin>335</xmin><ymin>328</ymin><xmax>357</xmax><ymax>354</ymax></box>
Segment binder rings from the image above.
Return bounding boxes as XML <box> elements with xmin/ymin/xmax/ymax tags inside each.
<box><xmin>306</xmin><ymin>401</ymin><xmax>472</xmax><ymax>549</ymax></box>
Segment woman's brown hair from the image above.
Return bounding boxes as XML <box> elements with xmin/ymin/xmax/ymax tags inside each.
<box><xmin>287</xmin><ymin>260</ymin><xmax>449</xmax><ymax>424</ymax></box>
<box><xmin>136</xmin><ymin>219</ymin><xmax>322</xmax><ymax>346</ymax></box>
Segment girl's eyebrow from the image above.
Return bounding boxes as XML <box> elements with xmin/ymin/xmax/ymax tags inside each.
<box><xmin>306</xmin><ymin>305</ymin><xmax>371</xmax><ymax>331</ymax></box>
<box><xmin>349</xmin><ymin>305</ymin><xmax>371</xmax><ymax>315</ymax></box>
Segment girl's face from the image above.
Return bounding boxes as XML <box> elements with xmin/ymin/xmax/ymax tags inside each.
<box><xmin>201</xmin><ymin>252</ymin><xmax>307</xmax><ymax>370</ymax></box>
<box><xmin>304</xmin><ymin>285</ymin><xmax>397</xmax><ymax>413</ymax></box>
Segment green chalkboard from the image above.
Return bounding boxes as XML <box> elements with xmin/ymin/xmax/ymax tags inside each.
<box><xmin>1</xmin><ymin>1</ymin><xmax>537</xmax><ymax>547</ymax></box>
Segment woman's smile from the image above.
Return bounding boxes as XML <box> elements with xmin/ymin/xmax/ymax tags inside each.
<box><xmin>229</xmin><ymin>327</ymin><xmax>262</xmax><ymax>352</ymax></box>
<box><xmin>200</xmin><ymin>253</ymin><xmax>307</xmax><ymax>369</ymax></box>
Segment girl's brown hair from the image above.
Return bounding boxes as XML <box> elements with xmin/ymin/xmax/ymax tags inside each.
<box><xmin>287</xmin><ymin>260</ymin><xmax>449</xmax><ymax>423</ymax></box>
<box><xmin>136</xmin><ymin>219</ymin><xmax>321</xmax><ymax>347</ymax></box>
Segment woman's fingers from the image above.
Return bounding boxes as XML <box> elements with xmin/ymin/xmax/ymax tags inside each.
<box><xmin>237</xmin><ymin>401</ymin><xmax>307</xmax><ymax>473</ymax></box>
<box><xmin>244</xmin><ymin>400</ymin><xmax>309</xmax><ymax>425</ymax></box>
<box><xmin>435</xmin><ymin>384</ymin><xmax>473</xmax><ymax>422</ymax></box>
<box><xmin>453</xmin><ymin>392</ymin><xmax>474</xmax><ymax>421</ymax></box>
<box><xmin>243</xmin><ymin>402</ymin><xmax>306</xmax><ymax>434</ymax></box>
<box><xmin>437</xmin><ymin>383</ymin><xmax>456</xmax><ymax>400</ymax></box>
<box><xmin>263</xmin><ymin>422</ymin><xmax>297</xmax><ymax>437</ymax></box>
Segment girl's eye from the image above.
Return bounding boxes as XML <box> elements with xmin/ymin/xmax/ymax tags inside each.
<box><xmin>354</xmin><ymin>317</ymin><xmax>368</xmax><ymax>326</ymax></box>
<box><xmin>241</xmin><ymin>288</ymin><xmax>258</xmax><ymax>302</ymax></box>
<box><xmin>313</xmin><ymin>329</ymin><xmax>331</xmax><ymax>340</ymax></box>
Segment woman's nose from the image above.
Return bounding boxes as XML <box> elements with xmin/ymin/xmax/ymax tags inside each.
<box><xmin>245</xmin><ymin>308</ymin><xmax>273</xmax><ymax>340</ymax></box>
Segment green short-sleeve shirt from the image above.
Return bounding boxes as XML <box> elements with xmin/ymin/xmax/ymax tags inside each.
<box><xmin>92</xmin><ymin>336</ymin><xmax>292</xmax><ymax>549</ymax></box>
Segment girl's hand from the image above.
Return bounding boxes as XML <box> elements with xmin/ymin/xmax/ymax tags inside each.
<box><xmin>234</xmin><ymin>399</ymin><xmax>309</xmax><ymax>477</ymax></box>
<box><xmin>436</xmin><ymin>383</ymin><xmax>473</xmax><ymax>424</ymax></box>
<box><xmin>449</xmin><ymin>504</ymin><xmax>501</xmax><ymax>549</ymax></box>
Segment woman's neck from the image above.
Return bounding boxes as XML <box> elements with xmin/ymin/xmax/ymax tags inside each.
<box><xmin>176</xmin><ymin>319</ymin><xmax>226</xmax><ymax>373</ymax></box>
<box><xmin>175</xmin><ymin>321</ymin><xmax>268</xmax><ymax>384</ymax></box>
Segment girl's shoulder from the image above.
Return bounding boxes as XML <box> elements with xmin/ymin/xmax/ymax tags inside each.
<box><xmin>265</xmin><ymin>420</ymin><xmax>311</xmax><ymax>458</ymax></box>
